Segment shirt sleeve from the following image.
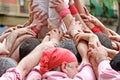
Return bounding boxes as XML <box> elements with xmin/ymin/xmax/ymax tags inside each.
<box><xmin>98</xmin><ymin>60</ymin><xmax>120</xmax><ymax>80</ymax></box>
<box><xmin>26</xmin><ymin>66</ymin><xmax>41</xmax><ymax>80</ymax></box>
<box><xmin>0</xmin><ymin>68</ymin><xmax>22</xmax><ymax>80</ymax></box>
<box><xmin>74</xmin><ymin>62</ymin><xmax>96</xmax><ymax>80</ymax></box>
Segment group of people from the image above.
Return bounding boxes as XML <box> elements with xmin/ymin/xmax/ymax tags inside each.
<box><xmin>0</xmin><ymin>0</ymin><xmax>120</xmax><ymax>80</ymax></box>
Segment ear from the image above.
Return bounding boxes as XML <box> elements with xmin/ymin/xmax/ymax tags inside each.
<box><xmin>61</xmin><ymin>61</ymin><xmax>68</xmax><ymax>73</ymax></box>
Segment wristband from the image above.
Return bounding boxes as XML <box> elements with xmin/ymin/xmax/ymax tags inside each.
<box><xmin>92</xmin><ymin>26</ymin><xmax>102</xmax><ymax>33</ymax></box>
<box><xmin>69</xmin><ymin>5</ymin><xmax>78</xmax><ymax>15</ymax></box>
<box><xmin>31</xmin><ymin>27</ymin><xmax>39</xmax><ymax>35</ymax></box>
<box><xmin>59</xmin><ymin>8</ymin><xmax>71</xmax><ymax>19</ymax></box>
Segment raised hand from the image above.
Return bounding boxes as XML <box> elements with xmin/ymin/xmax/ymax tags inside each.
<box><xmin>31</xmin><ymin>10</ymin><xmax>48</xmax><ymax>31</ymax></box>
<box><xmin>50</xmin><ymin>0</ymin><xmax>67</xmax><ymax>12</ymax></box>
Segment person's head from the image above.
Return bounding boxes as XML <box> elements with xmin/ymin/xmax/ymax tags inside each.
<box><xmin>57</xmin><ymin>40</ymin><xmax>82</xmax><ymax>63</ymax></box>
<box><xmin>40</xmin><ymin>47</ymin><xmax>78</xmax><ymax>78</ymax></box>
<box><xmin>95</xmin><ymin>32</ymin><xmax>113</xmax><ymax>49</ymax></box>
<box><xmin>19</xmin><ymin>37</ymin><xmax>41</xmax><ymax>60</ymax></box>
<box><xmin>0</xmin><ymin>57</ymin><xmax>17</xmax><ymax>76</ymax></box>
<box><xmin>110</xmin><ymin>53</ymin><xmax>120</xmax><ymax>71</ymax></box>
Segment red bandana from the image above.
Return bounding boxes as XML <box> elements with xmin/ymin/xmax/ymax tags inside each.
<box><xmin>40</xmin><ymin>48</ymin><xmax>77</xmax><ymax>75</ymax></box>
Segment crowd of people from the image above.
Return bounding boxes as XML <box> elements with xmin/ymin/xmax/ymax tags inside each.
<box><xmin>0</xmin><ymin>0</ymin><xmax>120</xmax><ymax>80</ymax></box>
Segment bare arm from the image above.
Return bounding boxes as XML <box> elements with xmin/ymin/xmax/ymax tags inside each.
<box><xmin>5</xmin><ymin>25</ymin><xmax>36</xmax><ymax>53</ymax></box>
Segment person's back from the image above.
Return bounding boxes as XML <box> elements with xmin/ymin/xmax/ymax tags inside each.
<box><xmin>0</xmin><ymin>57</ymin><xmax>17</xmax><ymax>76</ymax></box>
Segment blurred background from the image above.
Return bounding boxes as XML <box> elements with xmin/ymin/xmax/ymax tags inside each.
<box><xmin>0</xmin><ymin>0</ymin><xmax>120</xmax><ymax>34</ymax></box>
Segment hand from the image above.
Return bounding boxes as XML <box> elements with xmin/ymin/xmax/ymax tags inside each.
<box><xmin>80</xmin><ymin>14</ymin><xmax>105</xmax><ymax>29</ymax></box>
<box><xmin>48</xmin><ymin>18</ymin><xmax>62</xmax><ymax>30</ymax></box>
<box><xmin>74</xmin><ymin>33</ymin><xmax>99</xmax><ymax>46</ymax></box>
<box><xmin>13</xmin><ymin>27</ymin><xmax>36</xmax><ymax>37</ymax></box>
<box><xmin>40</xmin><ymin>35</ymin><xmax>58</xmax><ymax>50</ymax></box>
<box><xmin>108</xmin><ymin>28</ymin><xmax>119</xmax><ymax>36</ymax></box>
<box><xmin>27</xmin><ymin>0</ymin><xmax>39</xmax><ymax>25</ymax></box>
<box><xmin>31</xmin><ymin>10</ymin><xmax>48</xmax><ymax>30</ymax></box>
<box><xmin>10</xmin><ymin>34</ymin><xmax>35</xmax><ymax>54</ymax></box>
<box><xmin>109</xmin><ymin>36</ymin><xmax>120</xmax><ymax>42</ymax></box>
<box><xmin>68</xmin><ymin>18</ymin><xmax>83</xmax><ymax>36</ymax></box>
<box><xmin>103</xmin><ymin>46</ymin><xmax>118</xmax><ymax>58</ymax></box>
<box><xmin>47</xmin><ymin>28</ymin><xmax>63</xmax><ymax>44</ymax></box>
<box><xmin>108</xmin><ymin>29</ymin><xmax>120</xmax><ymax>41</ymax></box>
<box><xmin>61</xmin><ymin>32</ymin><xmax>72</xmax><ymax>41</ymax></box>
<box><xmin>88</xmin><ymin>42</ymin><xmax>108</xmax><ymax>63</ymax></box>
<box><xmin>88</xmin><ymin>50</ymin><xmax>98</xmax><ymax>78</ymax></box>
<box><xmin>50</xmin><ymin>0</ymin><xmax>68</xmax><ymax>12</ymax></box>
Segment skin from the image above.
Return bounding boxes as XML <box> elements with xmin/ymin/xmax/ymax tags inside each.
<box><xmin>61</xmin><ymin>61</ymin><xmax>78</xmax><ymax>78</ymax></box>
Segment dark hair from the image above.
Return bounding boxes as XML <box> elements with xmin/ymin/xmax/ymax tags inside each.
<box><xmin>19</xmin><ymin>37</ymin><xmax>41</xmax><ymax>60</ymax></box>
<box><xmin>110</xmin><ymin>53</ymin><xmax>120</xmax><ymax>71</ymax></box>
<box><xmin>0</xmin><ymin>57</ymin><xmax>17</xmax><ymax>76</ymax></box>
<box><xmin>57</xmin><ymin>40</ymin><xmax>82</xmax><ymax>63</ymax></box>
<box><xmin>95</xmin><ymin>32</ymin><xmax>113</xmax><ymax>49</ymax></box>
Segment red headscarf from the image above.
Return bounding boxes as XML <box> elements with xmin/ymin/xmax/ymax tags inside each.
<box><xmin>40</xmin><ymin>47</ymin><xmax>77</xmax><ymax>75</ymax></box>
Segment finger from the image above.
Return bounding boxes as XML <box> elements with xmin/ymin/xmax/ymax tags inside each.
<box><xmin>80</xmin><ymin>14</ymin><xmax>88</xmax><ymax>19</ymax></box>
<box><xmin>27</xmin><ymin>29</ymin><xmax>37</xmax><ymax>36</ymax></box>
<box><xmin>27</xmin><ymin>24</ymin><xmax>37</xmax><ymax>28</ymax></box>
<box><xmin>30</xmin><ymin>0</ymin><xmax>33</xmax><ymax>6</ymax></box>
<box><xmin>83</xmin><ymin>29</ymin><xmax>91</xmax><ymax>33</ymax></box>
<box><xmin>40</xmin><ymin>21</ymin><xmax>48</xmax><ymax>27</ymax></box>
<box><xmin>83</xmin><ymin>6</ymin><xmax>90</xmax><ymax>15</ymax></box>
<box><xmin>88</xmin><ymin>42</ymin><xmax>95</xmax><ymax>49</ymax></box>
<box><xmin>37</xmin><ymin>10</ymin><xmax>43</xmax><ymax>17</ymax></box>
<box><xmin>35</xmin><ymin>10</ymin><xmax>42</xmax><ymax>19</ymax></box>
<box><xmin>39</xmin><ymin>14</ymin><xmax>48</xmax><ymax>23</ymax></box>
<box><xmin>50</xmin><ymin>0</ymin><xmax>59</xmax><ymax>5</ymax></box>
<box><xmin>31</xmin><ymin>3</ymin><xmax>39</xmax><ymax>11</ymax></box>
<box><xmin>109</xmin><ymin>36</ymin><xmax>119</xmax><ymax>41</ymax></box>
<box><xmin>38</xmin><ymin>12</ymin><xmax>46</xmax><ymax>20</ymax></box>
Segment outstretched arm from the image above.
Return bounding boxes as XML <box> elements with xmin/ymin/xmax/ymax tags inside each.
<box><xmin>5</xmin><ymin>25</ymin><xmax>36</xmax><ymax>54</ymax></box>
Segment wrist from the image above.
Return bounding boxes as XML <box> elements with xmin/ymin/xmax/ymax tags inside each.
<box><xmin>51</xmin><ymin>38</ymin><xmax>59</xmax><ymax>46</ymax></box>
<box><xmin>69</xmin><ymin>5</ymin><xmax>78</xmax><ymax>15</ymax></box>
<box><xmin>59</xmin><ymin>8</ymin><xmax>71</xmax><ymax>19</ymax></box>
<box><xmin>31</xmin><ymin>27</ymin><xmax>39</xmax><ymax>35</ymax></box>
<box><xmin>70</xmin><ymin>30</ymin><xmax>79</xmax><ymax>38</ymax></box>
<box><xmin>92</xmin><ymin>26</ymin><xmax>102</xmax><ymax>33</ymax></box>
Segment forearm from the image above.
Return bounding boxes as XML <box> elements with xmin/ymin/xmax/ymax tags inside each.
<box><xmin>73</xmin><ymin>14</ymin><xmax>92</xmax><ymax>32</ymax></box>
<box><xmin>77</xmin><ymin>41</ymin><xmax>89</xmax><ymax>62</ymax></box>
<box><xmin>62</xmin><ymin>14</ymin><xmax>73</xmax><ymax>30</ymax></box>
<box><xmin>5</xmin><ymin>31</ymin><xmax>18</xmax><ymax>52</ymax></box>
<box><xmin>16</xmin><ymin>44</ymin><xmax>44</xmax><ymax>78</ymax></box>
<box><xmin>98</xmin><ymin>24</ymin><xmax>110</xmax><ymax>35</ymax></box>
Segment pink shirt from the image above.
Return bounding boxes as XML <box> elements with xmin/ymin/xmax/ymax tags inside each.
<box><xmin>0</xmin><ymin>68</ymin><xmax>22</xmax><ymax>80</ymax></box>
<box><xmin>98</xmin><ymin>60</ymin><xmax>120</xmax><ymax>80</ymax></box>
<box><xmin>26</xmin><ymin>66</ymin><xmax>41</xmax><ymax>80</ymax></box>
<box><xmin>26</xmin><ymin>62</ymin><xmax>96</xmax><ymax>80</ymax></box>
